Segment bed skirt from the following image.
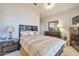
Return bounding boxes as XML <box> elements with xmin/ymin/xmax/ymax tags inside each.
<box><xmin>20</xmin><ymin>47</ymin><xmax>29</xmax><ymax>56</ymax></box>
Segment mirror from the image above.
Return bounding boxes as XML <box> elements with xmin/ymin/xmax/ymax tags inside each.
<box><xmin>72</xmin><ymin>15</ymin><xmax>79</xmax><ymax>25</ymax></box>
<box><xmin>48</xmin><ymin>21</ymin><xmax>59</xmax><ymax>32</ymax></box>
<box><xmin>70</xmin><ymin>15</ymin><xmax>79</xmax><ymax>33</ymax></box>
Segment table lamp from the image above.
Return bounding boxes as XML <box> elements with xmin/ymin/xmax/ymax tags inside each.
<box><xmin>6</xmin><ymin>26</ymin><xmax>15</xmax><ymax>39</ymax></box>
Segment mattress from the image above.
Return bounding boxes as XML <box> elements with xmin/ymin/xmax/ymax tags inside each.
<box><xmin>20</xmin><ymin>35</ymin><xmax>65</xmax><ymax>56</ymax></box>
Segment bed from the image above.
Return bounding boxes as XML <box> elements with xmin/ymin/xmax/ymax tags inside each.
<box><xmin>19</xmin><ymin>24</ymin><xmax>65</xmax><ymax>56</ymax></box>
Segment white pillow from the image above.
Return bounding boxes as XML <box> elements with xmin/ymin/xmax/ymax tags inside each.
<box><xmin>34</xmin><ymin>31</ymin><xmax>39</xmax><ymax>35</ymax></box>
<box><xmin>29</xmin><ymin>31</ymin><xmax>35</xmax><ymax>36</ymax></box>
<box><xmin>29</xmin><ymin>31</ymin><xmax>39</xmax><ymax>36</ymax></box>
<box><xmin>21</xmin><ymin>31</ymin><xmax>39</xmax><ymax>36</ymax></box>
<box><xmin>21</xmin><ymin>31</ymin><xmax>29</xmax><ymax>36</ymax></box>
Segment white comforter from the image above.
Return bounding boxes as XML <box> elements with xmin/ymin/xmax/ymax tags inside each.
<box><xmin>20</xmin><ymin>35</ymin><xmax>65</xmax><ymax>56</ymax></box>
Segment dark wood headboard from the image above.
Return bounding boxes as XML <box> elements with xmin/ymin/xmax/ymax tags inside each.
<box><xmin>19</xmin><ymin>24</ymin><xmax>38</xmax><ymax>37</ymax></box>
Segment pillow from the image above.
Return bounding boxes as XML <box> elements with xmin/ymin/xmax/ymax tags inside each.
<box><xmin>34</xmin><ymin>31</ymin><xmax>39</xmax><ymax>35</ymax></box>
<box><xmin>29</xmin><ymin>31</ymin><xmax>35</xmax><ymax>36</ymax></box>
<box><xmin>29</xmin><ymin>31</ymin><xmax>39</xmax><ymax>36</ymax></box>
<box><xmin>21</xmin><ymin>31</ymin><xmax>29</xmax><ymax>36</ymax></box>
<box><xmin>21</xmin><ymin>31</ymin><xmax>39</xmax><ymax>36</ymax></box>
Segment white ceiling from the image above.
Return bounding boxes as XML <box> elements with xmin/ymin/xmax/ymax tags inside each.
<box><xmin>29</xmin><ymin>3</ymin><xmax>79</xmax><ymax>19</ymax></box>
<box><xmin>0</xmin><ymin>3</ymin><xmax>79</xmax><ymax>19</ymax></box>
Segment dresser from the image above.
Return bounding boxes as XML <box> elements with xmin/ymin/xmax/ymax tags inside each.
<box><xmin>45</xmin><ymin>31</ymin><xmax>61</xmax><ymax>38</ymax></box>
<box><xmin>70</xmin><ymin>32</ymin><xmax>79</xmax><ymax>52</ymax></box>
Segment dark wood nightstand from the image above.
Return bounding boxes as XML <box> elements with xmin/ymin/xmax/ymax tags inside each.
<box><xmin>0</xmin><ymin>39</ymin><xmax>19</xmax><ymax>56</ymax></box>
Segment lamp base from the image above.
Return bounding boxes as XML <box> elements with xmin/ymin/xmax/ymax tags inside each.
<box><xmin>8</xmin><ymin>38</ymin><xmax>13</xmax><ymax>39</ymax></box>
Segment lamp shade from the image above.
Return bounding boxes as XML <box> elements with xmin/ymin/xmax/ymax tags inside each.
<box><xmin>6</xmin><ymin>26</ymin><xmax>15</xmax><ymax>32</ymax></box>
<box><xmin>72</xmin><ymin>23</ymin><xmax>79</xmax><ymax>27</ymax></box>
<box><xmin>76</xmin><ymin>23</ymin><xmax>79</xmax><ymax>27</ymax></box>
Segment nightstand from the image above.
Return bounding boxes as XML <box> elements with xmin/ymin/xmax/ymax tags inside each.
<box><xmin>0</xmin><ymin>39</ymin><xmax>19</xmax><ymax>55</ymax></box>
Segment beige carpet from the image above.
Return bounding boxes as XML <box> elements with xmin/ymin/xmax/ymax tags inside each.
<box><xmin>61</xmin><ymin>46</ymin><xmax>79</xmax><ymax>56</ymax></box>
<box><xmin>4</xmin><ymin>51</ymin><xmax>23</xmax><ymax>56</ymax></box>
<box><xmin>5</xmin><ymin>46</ymin><xmax>79</xmax><ymax>56</ymax></box>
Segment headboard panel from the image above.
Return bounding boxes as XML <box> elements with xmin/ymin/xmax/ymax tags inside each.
<box><xmin>19</xmin><ymin>24</ymin><xmax>38</xmax><ymax>37</ymax></box>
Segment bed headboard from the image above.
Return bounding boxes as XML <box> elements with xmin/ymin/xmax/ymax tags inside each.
<box><xmin>19</xmin><ymin>24</ymin><xmax>38</xmax><ymax>37</ymax></box>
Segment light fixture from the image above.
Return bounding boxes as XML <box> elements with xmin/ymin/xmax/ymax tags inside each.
<box><xmin>76</xmin><ymin>23</ymin><xmax>79</xmax><ymax>26</ymax></box>
<box><xmin>72</xmin><ymin>23</ymin><xmax>79</xmax><ymax>27</ymax></box>
<box><xmin>44</xmin><ymin>3</ymin><xmax>56</xmax><ymax>10</ymax></box>
<box><xmin>57</xmin><ymin>24</ymin><xmax>63</xmax><ymax>28</ymax></box>
<box><xmin>33</xmin><ymin>3</ymin><xmax>56</xmax><ymax>10</ymax></box>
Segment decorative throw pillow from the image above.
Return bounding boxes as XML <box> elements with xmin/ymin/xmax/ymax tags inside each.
<box><xmin>29</xmin><ymin>31</ymin><xmax>35</xmax><ymax>36</ymax></box>
<box><xmin>21</xmin><ymin>31</ymin><xmax>29</xmax><ymax>36</ymax></box>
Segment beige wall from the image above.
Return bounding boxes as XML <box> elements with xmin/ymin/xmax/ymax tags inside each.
<box><xmin>0</xmin><ymin>4</ymin><xmax>40</xmax><ymax>39</ymax></box>
<box><xmin>0</xmin><ymin>6</ymin><xmax>5</xmax><ymax>37</ymax></box>
<box><xmin>41</xmin><ymin>6</ymin><xmax>79</xmax><ymax>38</ymax></box>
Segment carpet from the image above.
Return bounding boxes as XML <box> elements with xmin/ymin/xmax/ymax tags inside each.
<box><xmin>4</xmin><ymin>46</ymin><xmax>79</xmax><ymax>56</ymax></box>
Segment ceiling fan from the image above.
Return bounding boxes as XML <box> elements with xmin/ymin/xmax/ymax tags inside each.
<box><xmin>33</xmin><ymin>3</ymin><xmax>56</xmax><ymax>9</ymax></box>
<box><xmin>33</xmin><ymin>3</ymin><xmax>51</xmax><ymax>6</ymax></box>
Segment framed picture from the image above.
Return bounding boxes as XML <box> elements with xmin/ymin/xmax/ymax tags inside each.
<box><xmin>72</xmin><ymin>15</ymin><xmax>79</xmax><ymax>25</ymax></box>
<box><xmin>71</xmin><ymin>15</ymin><xmax>79</xmax><ymax>33</ymax></box>
<box><xmin>48</xmin><ymin>21</ymin><xmax>59</xmax><ymax>32</ymax></box>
